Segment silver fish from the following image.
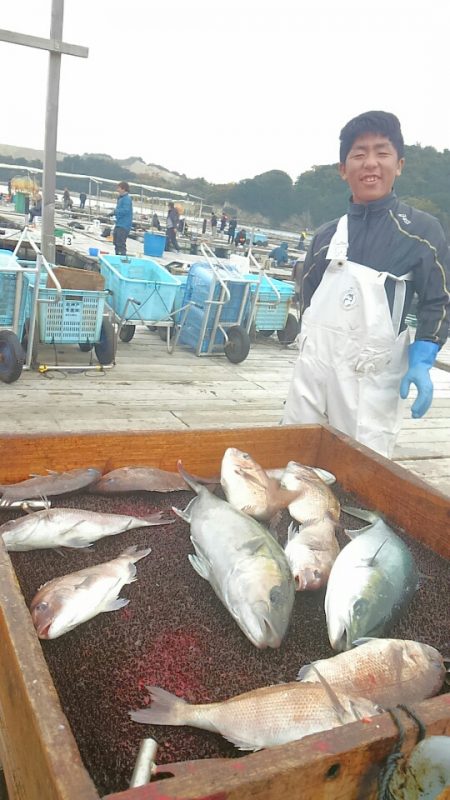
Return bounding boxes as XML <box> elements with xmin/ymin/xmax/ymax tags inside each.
<box><xmin>297</xmin><ymin>638</ymin><xmax>446</xmax><ymax>707</ymax></box>
<box><xmin>0</xmin><ymin>507</ymin><xmax>172</xmax><ymax>551</ymax></box>
<box><xmin>284</xmin><ymin>516</ymin><xmax>340</xmax><ymax>590</ymax></box>
<box><xmin>0</xmin><ymin>467</ymin><xmax>101</xmax><ymax>507</ymax></box>
<box><xmin>325</xmin><ymin>508</ymin><xmax>419</xmax><ymax>651</ymax></box>
<box><xmin>174</xmin><ymin>462</ymin><xmax>295</xmax><ymax>649</ymax></box>
<box><xmin>30</xmin><ymin>545</ymin><xmax>151</xmax><ymax>639</ymax></box>
<box><xmin>130</xmin><ymin>679</ymin><xmax>380</xmax><ymax>751</ymax></box>
<box><xmin>90</xmin><ymin>466</ymin><xmax>217</xmax><ymax>494</ymax></box>
<box><xmin>280</xmin><ymin>461</ymin><xmax>340</xmax><ymax>523</ymax></box>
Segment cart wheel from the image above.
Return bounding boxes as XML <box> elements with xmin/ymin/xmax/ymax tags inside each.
<box><xmin>260</xmin><ymin>329</ymin><xmax>275</xmax><ymax>338</ymax></box>
<box><xmin>94</xmin><ymin>318</ymin><xmax>115</xmax><ymax>365</ymax></box>
<box><xmin>78</xmin><ymin>342</ymin><xmax>94</xmax><ymax>352</ymax></box>
<box><xmin>224</xmin><ymin>325</ymin><xmax>251</xmax><ymax>364</ymax></box>
<box><xmin>0</xmin><ymin>330</ymin><xmax>25</xmax><ymax>383</ymax></box>
<box><xmin>119</xmin><ymin>324</ymin><xmax>136</xmax><ymax>342</ymax></box>
<box><xmin>277</xmin><ymin>313</ymin><xmax>299</xmax><ymax>345</ymax></box>
<box><xmin>21</xmin><ymin>318</ymin><xmax>39</xmax><ymax>366</ymax></box>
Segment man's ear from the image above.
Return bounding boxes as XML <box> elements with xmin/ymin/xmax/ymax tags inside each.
<box><xmin>338</xmin><ymin>163</ymin><xmax>347</xmax><ymax>183</ymax></box>
<box><xmin>396</xmin><ymin>158</ymin><xmax>405</xmax><ymax>177</ymax></box>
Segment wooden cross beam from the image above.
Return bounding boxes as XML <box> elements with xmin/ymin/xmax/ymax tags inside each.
<box><xmin>0</xmin><ymin>0</ymin><xmax>88</xmax><ymax>262</ymax></box>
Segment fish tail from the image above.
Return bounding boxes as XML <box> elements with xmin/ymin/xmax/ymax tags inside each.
<box><xmin>176</xmin><ymin>461</ymin><xmax>204</xmax><ymax>494</ymax></box>
<box><xmin>120</xmin><ymin>545</ymin><xmax>152</xmax><ymax>562</ymax></box>
<box><xmin>129</xmin><ymin>686</ymin><xmax>190</xmax><ymax>726</ymax></box>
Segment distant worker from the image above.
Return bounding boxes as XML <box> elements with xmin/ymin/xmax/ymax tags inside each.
<box><xmin>63</xmin><ymin>188</ymin><xmax>73</xmax><ymax>211</ymax></box>
<box><xmin>269</xmin><ymin>241</ymin><xmax>289</xmax><ymax>266</ymax></box>
<box><xmin>110</xmin><ymin>181</ymin><xmax>133</xmax><ymax>255</ymax></box>
<box><xmin>79</xmin><ymin>192</ymin><xmax>87</xmax><ymax>210</ymax></box>
<box><xmin>297</xmin><ymin>232</ymin><xmax>306</xmax><ymax>251</ymax></box>
<box><xmin>227</xmin><ymin>217</ymin><xmax>237</xmax><ymax>244</ymax></box>
<box><xmin>211</xmin><ymin>211</ymin><xmax>217</xmax><ymax>237</ymax></box>
<box><xmin>165</xmin><ymin>201</ymin><xmax>180</xmax><ymax>252</ymax></box>
<box><xmin>219</xmin><ymin>212</ymin><xmax>227</xmax><ymax>233</ymax></box>
<box><xmin>202</xmin><ymin>217</ymin><xmax>207</xmax><ymax>234</ymax></box>
<box><xmin>28</xmin><ymin>191</ymin><xmax>42</xmax><ymax>225</ymax></box>
<box><xmin>152</xmin><ymin>212</ymin><xmax>161</xmax><ymax>230</ymax></box>
<box><xmin>235</xmin><ymin>228</ymin><xmax>247</xmax><ymax>247</ymax></box>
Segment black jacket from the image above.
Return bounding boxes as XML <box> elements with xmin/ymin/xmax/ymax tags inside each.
<box><xmin>301</xmin><ymin>192</ymin><xmax>450</xmax><ymax>346</ymax></box>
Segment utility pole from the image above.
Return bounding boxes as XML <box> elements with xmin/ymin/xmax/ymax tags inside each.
<box><xmin>0</xmin><ymin>1</ymin><xmax>88</xmax><ymax>262</ymax></box>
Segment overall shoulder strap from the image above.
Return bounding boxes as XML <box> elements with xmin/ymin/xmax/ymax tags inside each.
<box><xmin>326</xmin><ymin>215</ymin><xmax>348</xmax><ymax>261</ymax></box>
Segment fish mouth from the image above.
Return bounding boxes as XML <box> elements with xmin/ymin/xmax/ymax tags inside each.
<box><xmin>243</xmin><ymin>614</ymin><xmax>283</xmax><ymax>649</ymax></box>
<box><xmin>37</xmin><ymin>622</ymin><xmax>52</xmax><ymax>638</ymax></box>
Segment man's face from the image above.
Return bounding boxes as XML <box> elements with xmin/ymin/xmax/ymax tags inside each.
<box><xmin>117</xmin><ymin>186</ymin><xmax>125</xmax><ymax>196</ymax></box>
<box><xmin>339</xmin><ymin>132</ymin><xmax>404</xmax><ymax>204</ymax></box>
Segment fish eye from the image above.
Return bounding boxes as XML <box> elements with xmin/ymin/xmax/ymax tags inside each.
<box><xmin>34</xmin><ymin>601</ymin><xmax>48</xmax><ymax>612</ymax></box>
<box><xmin>353</xmin><ymin>598</ymin><xmax>368</xmax><ymax>618</ymax></box>
<box><xmin>242</xmin><ymin>452</ymin><xmax>250</xmax><ymax>460</ymax></box>
<box><xmin>269</xmin><ymin>586</ymin><xmax>283</xmax><ymax>606</ymax></box>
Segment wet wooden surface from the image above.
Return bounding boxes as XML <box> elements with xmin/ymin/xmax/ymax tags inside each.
<box><xmin>0</xmin><ymin>327</ymin><xmax>449</xmax><ymax>496</ymax></box>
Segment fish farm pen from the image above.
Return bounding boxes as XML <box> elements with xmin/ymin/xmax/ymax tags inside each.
<box><xmin>0</xmin><ymin>425</ymin><xmax>448</xmax><ymax>800</ymax></box>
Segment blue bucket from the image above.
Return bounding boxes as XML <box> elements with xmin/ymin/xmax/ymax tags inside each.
<box><xmin>144</xmin><ymin>232</ymin><xmax>166</xmax><ymax>257</ymax></box>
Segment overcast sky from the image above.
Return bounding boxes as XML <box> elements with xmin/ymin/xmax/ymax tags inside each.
<box><xmin>1</xmin><ymin>0</ymin><xmax>449</xmax><ymax>184</ymax></box>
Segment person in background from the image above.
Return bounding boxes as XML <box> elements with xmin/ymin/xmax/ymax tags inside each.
<box><xmin>227</xmin><ymin>217</ymin><xmax>237</xmax><ymax>244</ymax></box>
<box><xmin>79</xmin><ymin>191</ymin><xmax>87</xmax><ymax>210</ymax></box>
<box><xmin>211</xmin><ymin>211</ymin><xmax>217</xmax><ymax>237</ymax></box>
<box><xmin>165</xmin><ymin>201</ymin><xmax>180</xmax><ymax>251</ymax></box>
<box><xmin>219</xmin><ymin>212</ymin><xmax>227</xmax><ymax>234</ymax></box>
<box><xmin>283</xmin><ymin>110</ymin><xmax>450</xmax><ymax>458</ymax></box>
<box><xmin>152</xmin><ymin>212</ymin><xmax>161</xmax><ymax>230</ymax></box>
<box><xmin>269</xmin><ymin>241</ymin><xmax>290</xmax><ymax>266</ymax></box>
<box><xmin>202</xmin><ymin>217</ymin><xmax>207</xmax><ymax>234</ymax></box>
<box><xmin>63</xmin><ymin>188</ymin><xmax>73</xmax><ymax>211</ymax></box>
<box><xmin>235</xmin><ymin>228</ymin><xmax>247</xmax><ymax>248</ymax></box>
<box><xmin>28</xmin><ymin>191</ymin><xmax>42</xmax><ymax>225</ymax></box>
<box><xmin>297</xmin><ymin>232</ymin><xmax>306</xmax><ymax>251</ymax></box>
<box><xmin>111</xmin><ymin>181</ymin><xmax>133</xmax><ymax>255</ymax></box>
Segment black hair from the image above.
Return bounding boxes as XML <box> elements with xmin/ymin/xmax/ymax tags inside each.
<box><xmin>339</xmin><ymin>111</ymin><xmax>404</xmax><ymax>163</ymax></box>
<box><xmin>117</xmin><ymin>181</ymin><xmax>130</xmax><ymax>192</ymax></box>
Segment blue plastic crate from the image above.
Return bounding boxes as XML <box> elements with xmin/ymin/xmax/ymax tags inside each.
<box><xmin>99</xmin><ymin>255</ymin><xmax>180</xmax><ymax>322</ymax></box>
<box><xmin>178</xmin><ymin>262</ymin><xmax>253</xmax><ymax>353</ymax></box>
<box><xmin>0</xmin><ymin>251</ymin><xmax>22</xmax><ymax>328</ymax></box>
<box><xmin>25</xmin><ymin>275</ymin><xmax>107</xmax><ymax>344</ymax></box>
<box><xmin>245</xmin><ymin>273</ymin><xmax>294</xmax><ymax>331</ymax></box>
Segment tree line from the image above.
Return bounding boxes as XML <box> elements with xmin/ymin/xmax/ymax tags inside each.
<box><xmin>1</xmin><ymin>144</ymin><xmax>449</xmax><ymax>234</ymax></box>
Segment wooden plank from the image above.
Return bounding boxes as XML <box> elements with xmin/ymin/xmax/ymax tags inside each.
<box><xmin>104</xmin><ymin>697</ymin><xmax>450</xmax><ymax>800</ymax></box>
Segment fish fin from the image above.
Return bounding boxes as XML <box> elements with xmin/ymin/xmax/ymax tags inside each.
<box><xmin>361</xmin><ymin>538</ymin><xmax>388</xmax><ymax>567</ymax></box>
<box><xmin>223</xmin><ymin>734</ymin><xmax>262</xmax><ymax>752</ymax></box>
<box><xmin>45</xmin><ymin>469</ymin><xmax>59</xmax><ymax>475</ymax></box>
<box><xmin>352</xmin><ymin>637</ymin><xmax>377</xmax><ymax>646</ymax></box>
<box><xmin>308</xmin><ymin>665</ymin><xmax>348</xmax><ymax>724</ymax></box>
<box><xmin>297</xmin><ymin>662</ymin><xmax>316</xmax><ymax>681</ymax></box>
<box><xmin>176</xmin><ymin>461</ymin><xmax>204</xmax><ymax>494</ymax></box>
<box><xmin>142</xmin><ymin>511</ymin><xmax>175</xmax><ymax>527</ymax></box>
<box><xmin>172</xmin><ymin>496</ymin><xmax>197</xmax><ymax>523</ymax></box>
<box><xmin>237</xmin><ymin>537</ymin><xmax>265</xmax><ymax>555</ymax></box>
<box><xmin>268</xmin><ymin>510</ymin><xmax>282</xmax><ymax>534</ymax></box>
<box><xmin>287</xmin><ymin>521</ymin><xmax>299</xmax><ymax>542</ymax></box>
<box><xmin>311</xmin><ymin>467</ymin><xmax>337</xmax><ymax>485</ymax></box>
<box><xmin>342</xmin><ymin>506</ymin><xmax>380</xmax><ymax>523</ymax></box>
<box><xmin>120</xmin><ymin>545</ymin><xmax>152</xmax><ymax>562</ymax></box>
<box><xmin>130</xmin><ymin>686</ymin><xmax>188</xmax><ymax>726</ymax></box>
<box><xmin>188</xmin><ymin>552</ymin><xmax>211</xmax><ymax>581</ymax></box>
<box><xmin>344</xmin><ymin>524</ymin><xmax>374</xmax><ymax>539</ymax></box>
<box><xmin>64</xmin><ymin>537</ymin><xmax>94</xmax><ymax>549</ymax></box>
<box><xmin>102</xmin><ymin>597</ymin><xmax>129</xmax><ymax>612</ymax></box>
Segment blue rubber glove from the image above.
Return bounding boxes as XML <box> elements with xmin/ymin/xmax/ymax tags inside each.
<box><xmin>400</xmin><ymin>340</ymin><xmax>439</xmax><ymax>418</ymax></box>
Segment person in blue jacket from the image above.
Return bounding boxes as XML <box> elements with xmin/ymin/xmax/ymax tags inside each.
<box><xmin>111</xmin><ymin>181</ymin><xmax>133</xmax><ymax>255</ymax></box>
<box><xmin>283</xmin><ymin>110</ymin><xmax>450</xmax><ymax>458</ymax></box>
<box><xmin>269</xmin><ymin>241</ymin><xmax>290</xmax><ymax>266</ymax></box>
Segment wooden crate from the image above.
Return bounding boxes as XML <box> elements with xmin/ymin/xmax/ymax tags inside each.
<box><xmin>0</xmin><ymin>425</ymin><xmax>448</xmax><ymax>800</ymax></box>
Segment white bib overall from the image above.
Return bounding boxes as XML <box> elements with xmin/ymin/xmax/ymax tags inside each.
<box><xmin>282</xmin><ymin>215</ymin><xmax>411</xmax><ymax>458</ymax></box>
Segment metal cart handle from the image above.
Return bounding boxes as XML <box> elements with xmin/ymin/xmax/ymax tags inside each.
<box><xmin>200</xmin><ymin>243</ymin><xmax>231</xmax><ymax>304</ymax></box>
<box><xmin>248</xmin><ymin>249</ymin><xmax>281</xmax><ymax>303</ymax></box>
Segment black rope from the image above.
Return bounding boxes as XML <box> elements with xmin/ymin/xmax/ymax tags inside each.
<box><xmin>377</xmin><ymin>704</ymin><xmax>427</xmax><ymax>800</ymax></box>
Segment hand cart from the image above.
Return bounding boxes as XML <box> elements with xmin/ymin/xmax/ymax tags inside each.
<box><xmin>0</xmin><ymin>228</ymin><xmax>62</xmax><ymax>383</ymax></box>
<box><xmin>19</xmin><ymin>229</ymin><xmax>115</xmax><ymax>371</ymax></box>
<box><xmin>169</xmin><ymin>243</ymin><xmax>255</xmax><ymax>363</ymax></box>
<box><xmin>244</xmin><ymin>250</ymin><xmax>299</xmax><ymax>345</ymax></box>
<box><xmin>98</xmin><ymin>254</ymin><xmax>181</xmax><ymax>351</ymax></box>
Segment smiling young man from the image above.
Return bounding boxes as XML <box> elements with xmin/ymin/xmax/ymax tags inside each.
<box><xmin>282</xmin><ymin>110</ymin><xmax>450</xmax><ymax>458</ymax></box>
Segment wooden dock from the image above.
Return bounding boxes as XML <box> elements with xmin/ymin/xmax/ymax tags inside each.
<box><xmin>1</xmin><ymin>327</ymin><xmax>449</xmax><ymax>497</ymax></box>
